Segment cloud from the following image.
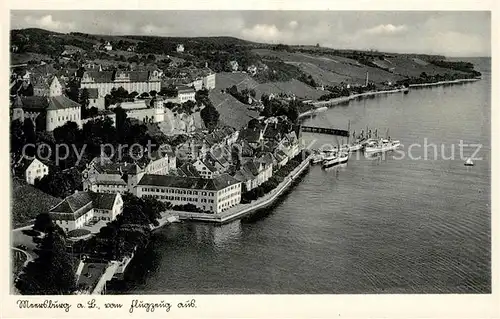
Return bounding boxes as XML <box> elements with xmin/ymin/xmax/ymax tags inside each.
<box><xmin>23</xmin><ymin>15</ymin><xmax>75</xmax><ymax>32</ymax></box>
<box><xmin>362</xmin><ymin>24</ymin><xmax>408</xmax><ymax>35</ymax></box>
<box><xmin>288</xmin><ymin>20</ymin><xmax>299</xmax><ymax>29</ymax></box>
<box><xmin>241</xmin><ymin>24</ymin><xmax>282</xmax><ymax>42</ymax></box>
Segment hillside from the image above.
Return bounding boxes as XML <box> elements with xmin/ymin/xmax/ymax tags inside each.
<box><xmin>11</xmin><ymin>177</ymin><xmax>61</xmax><ymax>228</ymax></box>
<box><xmin>209</xmin><ymin>90</ymin><xmax>260</xmax><ymax>129</ymax></box>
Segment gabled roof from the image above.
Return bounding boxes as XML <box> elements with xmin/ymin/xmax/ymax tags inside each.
<box><xmin>49</xmin><ymin>191</ymin><xmax>119</xmax><ymax>221</ymax></box>
<box><xmin>47</xmin><ymin>95</ymin><xmax>81</xmax><ymax>111</ymax></box>
<box><xmin>178</xmin><ymin>162</ymin><xmax>201</xmax><ymax>177</ymax></box>
<box><xmin>239</xmin><ymin>127</ymin><xmax>262</xmax><ymax>144</ymax></box>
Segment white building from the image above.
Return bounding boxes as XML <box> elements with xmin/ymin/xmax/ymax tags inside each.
<box><xmin>177</xmin><ymin>86</ymin><xmax>196</xmax><ymax>103</ymax></box>
<box><xmin>104</xmin><ymin>42</ymin><xmax>113</xmax><ymax>51</ymax></box>
<box><xmin>192</xmin><ymin>159</ymin><xmax>218</xmax><ymax>179</ymax></box>
<box><xmin>202</xmin><ymin>72</ymin><xmax>216</xmax><ymax>90</ymax></box>
<box><xmin>82</xmin><ymin>152</ymin><xmax>175</xmax><ymax>194</ymax></box>
<box><xmin>229</xmin><ymin>60</ymin><xmax>239</xmax><ymax>72</ymax></box>
<box><xmin>234</xmin><ymin>155</ymin><xmax>273</xmax><ymax>192</ymax></box>
<box><xmin>136</xmin><ymin>174</ymin><xmax>241</xmax><ymax>214</ymax></box>
<box><xmin>83</xmin><ymin>88</ymin><xmax>105</xmax><ymax>110</ymax></box>
<box><xmin>11</xmin><ymin>76</ymin><xmax>82</xmax><ymax>132</ymax></box>
<box><xmin>176</xmin><ymin>44</ymin><xmax>184</xmax><ymax>53</ymax></box>
<box><xmin>16</xmin><ymin>157</ymin><xmax>49</xmax><ymax>185</ymax></box>
<box><xmin>247</xmin><ymin>65</ymin><xmax>257</xmax><ymax>76</ymax></box>
<box><xmin>81</xmin><ymin>71</ymin><xmax>162</xmax><ymax>98</ymax></box>
<box><xmin>49</xmin><ymin>191</ymin><xmax>123</xmax><ymax>233</ymax></box>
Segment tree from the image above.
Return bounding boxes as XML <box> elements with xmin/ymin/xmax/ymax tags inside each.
<box><xmin>138</xmin><ymin>92</ymin><xmax>150</xmax><ymax>99</ymax></box>
<box><xmin>22</xmin><ymin>118</ymin><xmax>36</xmax><ymax>147</ymax></box>
<box><xmin>113</xmin><ymin>106</ymin><xmax>128</xmax><ymax>139</ymax></box>
<box><xmin>79</xmin><ymin>88</ymin><xmax>90</xmax><ymax>108</ymax></box>
<box><xmin>10</xmin><ymin>119</ymin><xmax>25</xmax><ymax>155</ymax></box>
<box><xmin>33</xmin><ymin>213</ymin><xmax>54</xmax><ymax>233</ymax></box>
<box><xmin>200</xmin><ymin>104</ymin><xmax>220</xmax><ymax>130</ymax></box>
<box><xmin>16</xmin><ymin>229</ymin><xmax>76</xmax><ymax>295</ymax></box>
<box><xmin>149</xmin><ymin>90</ymin><xmax>157</xmax><ymax>97</ymax></box>
<box><xmin>129</xmin><ymin>91</ymin><xmax>139</xmax><ymax>99</ymax></box>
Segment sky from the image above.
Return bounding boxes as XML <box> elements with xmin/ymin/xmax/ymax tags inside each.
<box><xmin>10</xmin><ymin>11</ymin><xmax>491</xmax><ymax>57</ymax></box>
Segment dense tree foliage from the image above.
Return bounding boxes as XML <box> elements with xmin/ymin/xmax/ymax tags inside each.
<box><xmin>16</xmin><ymin>228</ymin><xmax>77</xmax><ymax>295</ymax></box>
<box><xmin>200</xmin><ymin>104</ymin><xmax>220</xmax><ymax>130</ymax></box>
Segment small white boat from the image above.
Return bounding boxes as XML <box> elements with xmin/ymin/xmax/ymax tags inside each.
<box><xmin>364</xmin><ymin>138</ymin><xmax>401</xmax><ymax>154</ymax></box>
<box><xmin>464</xmin><ymin>158</ymin><xmax>474</xmax><ymax>166</ymax></box>
<box><xmin>322</xmin><ymin>151</ymin><xmax>349</xmax><ymax>168</ymax></box>
<box><xmin>311</xmin><ymin>152</ymin><xmax>325</xmax><ymax>164</ymax></box>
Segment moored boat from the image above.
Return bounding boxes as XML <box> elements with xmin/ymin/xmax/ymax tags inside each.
<box><xmin>364</xmin><ymin>138</ymin><xmax>401</xmax><ymax>153</ymax></box>
<box><xmin>322</xmin><ymin>151</ymin><xmax>349</xmax><ymax>168</ymax></box>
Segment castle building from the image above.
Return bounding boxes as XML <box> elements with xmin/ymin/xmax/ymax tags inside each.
<box><xmin>81</xmin><ymin>70</ymin><xmax>162</xmax><ymax>98</ymax></box>
<box><xmin>11</xmin><ymin>76</ymin><xmax>82</xmax><ymax>132</ymax></box>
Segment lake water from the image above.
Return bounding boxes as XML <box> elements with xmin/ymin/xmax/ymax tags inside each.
<box><xmin>115</xmin><ymin>59</ymin><xmax>491</xmax><ymax>294</ymax></box>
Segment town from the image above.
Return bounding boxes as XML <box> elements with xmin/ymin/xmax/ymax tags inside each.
<box><xmin>10</xmin><ymin>27</ymin><xmax>484</xmax><ymax>296</ymax></box>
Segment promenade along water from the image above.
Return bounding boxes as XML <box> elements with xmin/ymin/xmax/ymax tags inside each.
<box><xmin>114</xmin><ymin>59</ymin><xmax>491</xmax><ymax>294</ymax></box>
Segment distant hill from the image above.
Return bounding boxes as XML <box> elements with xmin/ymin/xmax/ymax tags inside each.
<box><xmin>10</xmin><ymin>27</ymin><xmax>482</xmax><ymax>100</ymax></box>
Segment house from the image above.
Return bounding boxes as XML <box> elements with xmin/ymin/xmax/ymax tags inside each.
<box><xmin>16</xmin><ymin>157</ymin><xmax>49</xmax><ymax>185</ymax></box>
<box><xmin>247</xmin><ymin>65</ymin><xmax>257</xmax><ymax>76</ymax></box>
<box><xmin>176</xmin><ymin>86</ymin><xmax>196</xmax><ymax>103</ymax></box>
<box><xmin>83</xmin><ymin>88</ymin><xmax>105</xmax><ymax>110</ymax></box>
<box><xmin>229</xmin><ymin>60</ymin><xmax>239</xmax><ymax>72</ymax></box>
<box><xmin>135</xmin><ymin>174</ymin><xmax>241</xmax><ymax>214</ymax></box>
<box><xmin>202</xmin><ymin>72</ymin><xmax>216</xmax><ymax>90</ymax></box>
<box><xmin>81</xmin><ymin>71</ymin><xmax>161</xmax><ymax>98</ymax></box>
<box><xmin>11</xmin><ymin>76</ymin><xmax>82</xmax><ymax>132</ymax></box>
<box><xmin>176</xmin><ymin>44</ymin><xmax>184</xmax><ymax>53</ymax></box>
<box><xmin>234</xmin><ymin>155</ymin><xmax>273</xmax><ymax>192</ymax></box>
<box><xmin>104</xmin><ymin>42</ymin><xmax>113</xmax><ymax>51</ymax></box>
<box><xmin>49</xmin><ymin>191</ymin><xmax>123</xmax><ymax>233</ymax></box>
<box><xmin>192</xmin><ymin>159</ymin><xmax>219</xmax><ymax>179</ymax></box>
<box><xmin>82</xmin><ymin>151</ymin><xmax>174</xmax><ymax>194</ymax></box>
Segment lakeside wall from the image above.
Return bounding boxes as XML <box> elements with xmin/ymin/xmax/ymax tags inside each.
<box><xmin>174</xmin><ymin>154</ymin><xmax>312</xmax><ymax>223</ymax></box>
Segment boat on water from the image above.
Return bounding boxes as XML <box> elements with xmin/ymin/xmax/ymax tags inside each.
<box><xmin>364</xmin><ymin>138</ymin><xmax>401</xmax><ymax>153</ymax></box>
<box><xmin>464</xmin><ymin>158</ymin><xmax>474</xmax><ymax>166</ymax></box>
<box><xmin>322</xmin><ymin>150</ymin><xmax>349</xmax><ymax>168</ymax></box>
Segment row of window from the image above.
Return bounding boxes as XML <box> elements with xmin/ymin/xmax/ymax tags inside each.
<box><xmin>218</xmin><ymin>191</ymin><xmax>241</xmax><ymax>202</ymax></box>
<box><xmin>144</xmin><ymin>194</ymin><xmax>214</xmax><ymax>203</ymax></box>
<box><xmin>50</xmin><ymin>113</ymin><xmax>80</xmax><ymax>123</ymax></box>
<box><xmin>142</xmin><ymin>187</ymin><xmax>214</xmax><ymax>196</ymax></box>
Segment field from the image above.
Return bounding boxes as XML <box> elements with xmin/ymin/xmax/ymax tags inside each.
<box><xmin>252</xmin><ymin>49</ymin><xmax>471</xmax><ymax>87</ymax></box>
<box><xmin>11</xmin><ymin>178</ymin><xmax>61</xmax><ymax>228</ymax></box>
<box><xmin>209</xmin><ymin>90</ymin><xmax>260</xmax><ymax>129</ymax></box>
<box><xmin>253</xmin><ymin>49</ymin><xmax>404</xmax><ymax>86</ymax></box>
<box><xmin>215</xmin><ymin>72</ymin><xmax>325</xmax><ymax>100</ymax></box>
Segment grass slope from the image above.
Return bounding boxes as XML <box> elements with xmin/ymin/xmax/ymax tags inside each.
<box><xmin>209</xmin><ymin>90</ymin><xmax>260</xmax><ymax>129</ymax></box>
<box><xmin>11</xmin><ymin>178</ymin><xmax>61</xmax><ymax>228</ymax></box>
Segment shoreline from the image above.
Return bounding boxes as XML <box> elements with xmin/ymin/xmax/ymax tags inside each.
<box><xmin>298</xmin><ymin>77</ymin><xmax>481</xmax><ymax>119</ymax></box>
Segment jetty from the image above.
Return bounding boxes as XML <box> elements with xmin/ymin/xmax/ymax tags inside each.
<box><xmin>301</xmin><ymin>126</ymin><xmax>349</xmax><ymax>137</ymax></box>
